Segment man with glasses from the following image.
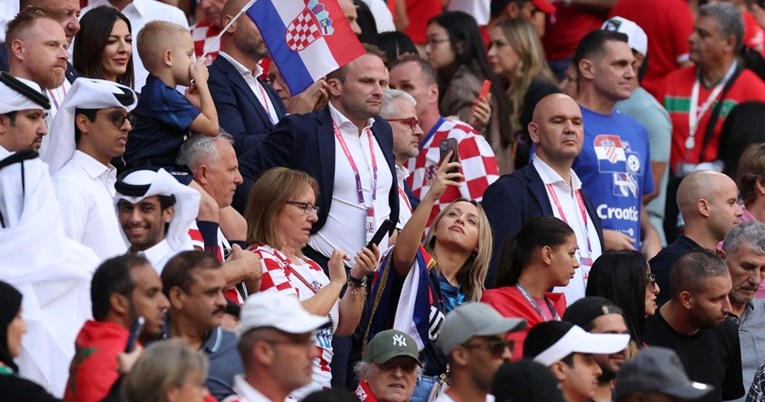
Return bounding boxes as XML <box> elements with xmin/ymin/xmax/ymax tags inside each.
<box><xmin>721</xmin><ymin>221</ymin><xmax>765</xmax><ymax>401</ymax></box>
<box><xmin>45</xmin><ymin>78</ymin><xmax>137</xmax><ymax>261</ymax></box>
<box><xmin>354</xmin><ymin>329</ymin><xmax>422</xmax><ymax>402</ymax></box>
<box><xmin>650</xmin><ymin>170</ymin><xmax>742</xmax><ymax>305</ymax></box>
<box><xmin>434</xmin><ymin>302</ymin><xmax>526</xmax><ymax>402</ymax></box>
<box><xmin>563</xmin><ymin>297</ymin><xmax>630</xmax><ymax>402</ymax></box>
<box><xmin>228</xmin><ymin>291</ymin><xmax>329</xmax><ymax>402</ymax></box>
<box><xmin>380</xmin><ymin>88</ymin><xmax>424</xmax><ymax>228</ymax></box>
<box><xmin>389</xmin><ymin>55</ymin><xmax>498</xmax><ymax>229</ymax></box>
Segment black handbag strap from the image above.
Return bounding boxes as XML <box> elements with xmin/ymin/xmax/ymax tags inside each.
<box><xmin>699</xmin><ymin>64</ymin><xmax>742</xmax><ymax>162</ymax></box>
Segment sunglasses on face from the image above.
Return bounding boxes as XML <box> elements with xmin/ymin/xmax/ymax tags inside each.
<box><xmin>102</xmin><ymin>110</ymin><xmax>134</xmax><ymax>128</ymax></box>
<box><xmin>387</xmin><ymin>117</ymin><xmax>420</xmax><ymax>132</ymax></box>
<box><xmin>379</xmin><ymin>357</ymin><xmax>419</xmax><ymax>373</ymax></box>
<box><xmin>462</xmin><ymin>338</ymin><xmax>514</xmax><ymax>358</ymax></box>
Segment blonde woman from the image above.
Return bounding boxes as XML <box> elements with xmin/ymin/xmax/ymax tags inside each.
<box><xmin>487</xmin><ymin>19</ymin><xmax>560</xmax><ymax>170</ymax></box>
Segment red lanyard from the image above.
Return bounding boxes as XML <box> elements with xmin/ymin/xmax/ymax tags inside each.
<box><xmin>546</xmin><ymin>184</ymin><xmax>593</xmax><ymax>258</ymax></box>
<box><xmin>271</xmin><ymin>246</ymin><xmax>321</xmax><ymax>294</ymax></box>
<box><xmin>398</xmin><ymin>187</ymin><xmax>412</xmax><ymax>212</ymax></box>
<box><xmin>256</xmin><ymin>82</ymin><xmax>274</xmax><ymax>124</ymax></box>
<box><xmin>333</xmin><ymin>121</ymin><xmax>378</xmax><ymax>207</ymax></box>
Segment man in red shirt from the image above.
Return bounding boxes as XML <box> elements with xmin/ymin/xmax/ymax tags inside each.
<box><xmin>661</xmin><ymin>2</ymin><xmax>765</xmax><ymax>242</ymax></box>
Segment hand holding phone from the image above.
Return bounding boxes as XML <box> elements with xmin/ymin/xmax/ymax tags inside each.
<box><xmin>439</xmin><ymin>138</ymin><xmax>460</xmax><ymax>174</ymax></box>
<box><xmin>367</xmin><ymin>219</ymin><xmax>395</xmax><ymax>250</ymax></box>
<box><xmin>125</xmin><ymin>316</ymin><xmax>145</xmax><ymax>353</ymax></box>
<box><xmin>478</xmin><ymin>79</ymin><xmax>491</xmax><ymax>99</ymax></box>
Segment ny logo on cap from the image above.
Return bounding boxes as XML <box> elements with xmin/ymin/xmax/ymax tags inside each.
<box><xmin>392</xmin><ymin>334</ymin><xmax>407</xmax><ymax>347</ymax></box>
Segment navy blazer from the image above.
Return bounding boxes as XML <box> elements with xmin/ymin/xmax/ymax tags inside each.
<box><xmin>236</xmin><ymin>107</ymin><xmax>400</xmax><ymax>233</ymax></box>
<box><xmin>482</xmin><ymin>163</ymin><xmax>605</xmax><ymax>287</ymax></box>
<box><xmin>208</xmin><ymin>55</ymin><xmax>286</xmax><ymax>156</ymax></box>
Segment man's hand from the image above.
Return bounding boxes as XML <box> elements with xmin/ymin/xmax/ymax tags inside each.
<box><xmin>288</xmin><ymin>79</ymin><xmax>328</xmax><ymax>114</ymax></box>
<box><xmin>226</xmin><ymin>244</ymin><xmax>262</xmax><ymax>283</ymax></box>
<box><xmin>603</xmin><ymin>229</ymin><xmax>636</xmax><ymax>251</ymax></box>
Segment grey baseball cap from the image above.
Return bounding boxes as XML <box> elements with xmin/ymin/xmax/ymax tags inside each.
<box><xmin>614</xmin><ymin>347</ymin><xmax>714</xmax><ymax>400</ymax></box>
<box><xmin>436</xmin><ymin>302</ymin><xmax>526</xmax><ymax>354</ymax></box>
<box><xmin>363</xmin><ymin>329</ymin><xmax>421</xmax><ymax>365</ymax></box>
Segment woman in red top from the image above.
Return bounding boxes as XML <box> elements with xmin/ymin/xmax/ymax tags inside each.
<box><xmin>481</xmin><ymin>216</ymin><xmax>578</xmax><ymax>360</ymax></box>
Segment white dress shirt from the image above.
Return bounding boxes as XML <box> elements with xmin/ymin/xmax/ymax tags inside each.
<box><xmin>52</xmin><ymin>150</ymin><xmax>127</xmax><ymax>260</ymax></box>
<box><xmin>222</xmin><ymin>375</ymin><xmax>291</xmax><ymax>402</ymax></box>
<box><xmin>533</xmin><ymin>156</ymin><xmax>603</xmax><ymax>305</ymax></box>
<box><xmin>308</xmin><ymin>103</ymin><xmax>394</xmax><ymax>259</ymax></box>
<box><xmin>138</xmin><ymin>238</ymin><xmax>176</xmax><ymax>274</ymax></box>
<box><xmin>217</xmin><ymin>51</ymin><xmax>279</xmax><ymax>124</ymax></box>
<box><xmin>396</xmin><ymin>164</ymin><xmax>413</xmax><ymax>229</ymax></box>
<box><xmin>81</xmin><ymin>0</ymin><xmax>189</xmax><ymax>90</ymax></box>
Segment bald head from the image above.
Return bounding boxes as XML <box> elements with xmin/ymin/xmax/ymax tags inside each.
<box><xmin>221</xmin><ymin>0</ymin><xmax>249</xmax><ymax>20</ymax></box>
<box><xmin>528</xmin><ymin>94</ymin><xmax>584</xmax><ymax>166</ymax></box>
<box><xmin>678</xmin><ymin>170</ymin><xmax>742</xmax><ymax>239</ymax></box>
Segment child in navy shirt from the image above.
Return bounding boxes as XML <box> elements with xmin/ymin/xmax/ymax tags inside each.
<box><xmin>124</xmin><ymin>20</ymin><xmax>219</xmax><ymax>169</ymax></box>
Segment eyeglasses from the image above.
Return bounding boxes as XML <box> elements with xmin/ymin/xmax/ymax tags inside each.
<box><xmin>425</xmin><ymin>38</ymin><xmax>450</xmax><ymax>49</ymax></box>
<box><xmin>286</xmin><ymin>201</ymin><xmax>320</xmax><ymax>215</ymax></box>
<box><xmin>462</xmin><ymin>338</ymin><xmax>514</xmax><ymax>358</ymax></box>
<box><xmin>378</xmin><ymin>357</ymin><xmax>419</xmax><ymax>373</ymax></box>
<box><xmin>646</xmin><ymin>273</ymin><xmax>658</xmax><ymax>290</ymax></box>
<box><xmin>387</xmin><ymin>117</ymin><xmax>420</xmax><ymax>133</ymax></box>
<box><xmin>100</xmin><ymin>110</ymin><xmax>134</xmax><ymax>129</ymax></box>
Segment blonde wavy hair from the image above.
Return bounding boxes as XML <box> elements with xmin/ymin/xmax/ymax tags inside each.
<box><xmin>423</xmin><ymin>199</ymin><xmax>492</xmax><ymax>301</ymax></box>
<box><xmin>494</xmin><ymin>19</ymin><xmax>556</xmax><ymax>131</ymax></box>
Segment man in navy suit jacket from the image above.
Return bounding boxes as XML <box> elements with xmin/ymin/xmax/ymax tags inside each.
<box><xmin>207</xmin><ymin>0</ymin><xmax>285</xmax><ymax>157</ymax></box>
<box><xmin>482</xmin><ymin>94</ymin><xmax>604</xmax><ymax>300</ymax></box>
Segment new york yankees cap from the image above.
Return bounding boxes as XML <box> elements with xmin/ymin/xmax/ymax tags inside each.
<box><xmin>363</xmin><ymin>329</ymin><xmax>421</xmax><ymax>365</ymax></box>
<box><xmin>436</xmin><ymin>302</ymin><xmax>527</xmax><ymax>355</ymax></box>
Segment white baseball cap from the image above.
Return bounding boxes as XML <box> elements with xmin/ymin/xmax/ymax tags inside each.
<box><xmin>533</xmin><ymin>324</ymin><xmax>630</xmax><ymax>366</ymax></box>
<box><xmin>602</xmin><ymin>16</ymin><xmax>648</xmax><ymax>56</ymax></box>
<box><xmin>236</xmin><ymin>292</ymin><xmax>329</xmax><ymax>338</ymax></box>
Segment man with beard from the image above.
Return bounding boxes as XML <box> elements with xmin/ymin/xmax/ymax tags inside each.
<box><xmin>161</xmin><ymin>250</ymin><xmax>244</xmax><ymax>401</ymax></box>
<box><xmin>64</xmin><ymin>255</ymin><xmax>170</xmax><ymax>402</ymax></box>
<box><xmin>433</xmin><ymin>302</ymin><xmax>527</xmax><ymax>402</ymax></box>
<box><xmin>721</xmin><ymin>221</ymin><xmax>765</xmax><ymax>401</ymax></box>
<box><xmin>644</xmin><ymin>249</ymin><xmax>744</xmax><ymax>402</ymax></box>
<box><xmin>115</xmin><ymin>167</ymin><xmax>201</xmax><ymax>273</ymax></box>
<box><xmin>651</xmin><ymin>170</ymin><xmax>743</xmax><ymax>305</ymax></box>
<box><xmin>208</xmin><ymin>0</ymin><xmax>327</xmax><ymax>159</ymax></box>
<box><xmin>45</xmin><ymin>79</ymin><xmax>138</xmax><ymax>262</ymax></box>
<box><xmin>0</xmin><ymin>72</ymin><xmax>49</xmax><ymax>153</ymax></box>
<box><xmin>563</xmin><ymin>297</ymin><xmax>630</xmax><ymax>402</ymax></box>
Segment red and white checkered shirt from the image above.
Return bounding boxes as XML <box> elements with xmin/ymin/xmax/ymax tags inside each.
<box><xmin>406</xmin><ymin>117</ymin><xmax>499</xmax><ymax>226</ymax></box>
<box><xmin>191</xmin><ymin>20</ymin><xmax>221</xmax><ymax>65</ymax></box>
<box><xmin>246</xmin><ymin>243</ymin><xmax>337</xmax><ymax>396</ymax></box>
<box><xmin>188</xmin><ymin>222</ymin><xmax>244</xmax><ymax>304</ymax></box>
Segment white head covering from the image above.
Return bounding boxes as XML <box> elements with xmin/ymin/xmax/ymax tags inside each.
<box><xmin>114</xmin><ymin>168</ymin><xmax>201</xmax><ymax>253</ymax></box>
<box><xmin>43</xmin><ymin>78</ymin><xmax>137</xmax><ymax>175</ymax></box>
<box><xmin>0</xmin><ymin>149</ymin><xmax>98</xmax><ymax>395</ymax></box>
<box><xmin>0</xmin><ymin>73</ymin><xmax>49</xmax><ymax>115</ymax></box>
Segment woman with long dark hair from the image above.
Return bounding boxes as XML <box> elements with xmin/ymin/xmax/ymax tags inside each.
<box><xmin>585</xmin><ymin>250</ymin><xmax>660</xmax><ymax>347</ymax></box>
<box><xmin>73</xmin><ymin>6</ymin><xmax>135</xmax><ymax>88</ymax></box>
<box><xmin>481</xmin><ymin>216</ymin><xmax>579</xmax><ymax>359</ymax></box>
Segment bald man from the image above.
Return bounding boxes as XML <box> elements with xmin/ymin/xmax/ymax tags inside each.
<box><xmin>650</xmin><ymin>170</ymin><xmax>743</xmax><ymax>305</ymax></box>
<box><xmin>483</xmin><ymin>93</ymin><xmax>605</xmax><ymax>300</ymax></box>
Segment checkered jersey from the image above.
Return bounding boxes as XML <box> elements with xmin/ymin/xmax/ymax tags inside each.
<box><xmin>191</xmin><ymin>20</ymin><xmax>221</xmax><ymax>65</ymax></box>
<box><xmin>406</xmin><ymin>118</ymin><xmax>499</xmax><ymax>226</ymax></box>
<box><xmin>286</xmin><ymin>9</ymin><xmax>322</xmax><ymax>51</ymax></box>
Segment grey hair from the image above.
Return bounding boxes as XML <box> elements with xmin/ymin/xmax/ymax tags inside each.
<box><xmin>176</xmin><ymin>131</ymin><xmax>234</xmax><ymax>171</ymax></box>
<box><xmin>723</xmin><ymin>221</ymin><xmax>765</xmax><ymax>256</ymax></box>
<box><xmin>380</xmin><ymin>88</ymin><xmax>417</xmax><ymax>119</ymax></box>
<box><xmin>699</xmin><ymin>2</ymin><xmax>744</xmax><ymax>51</ymax></box>
<box><xmin>353</xmin><ymin>360</ymin><xmax>424</xmax><ymax>380</ymax></box>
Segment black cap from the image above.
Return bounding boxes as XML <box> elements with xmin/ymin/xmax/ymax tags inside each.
<box><xmin>563</xmin><ymin>296</ymin><xmax>624</xmax><ymax>329</ymax></box>
<box><xmin>492</xmin><ymin>360</ymin><xmax>566</xmax><ymax>402</ymax></box>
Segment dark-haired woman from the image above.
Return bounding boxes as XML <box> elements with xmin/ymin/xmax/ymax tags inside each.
<box><xmin>425</xmin><ymin>11</ymin><xmax>511</xmax><ymax>170</ymax></box>
<box><xmin>73</xmin><ymin>6</ymin><xmax>134</xmax><ymax>88</ymax></box>
<box><xmin>0</xmin><ymin>281</ymin><xmax>62</xmax><ymax>402</ymax></box>
<box><xmin>586</xmin><ymin>250</ymin><xmax>660</xmax><ymax>348</ymax></box>
<box><xmin>481</xmin><ymin>216</ymin><xmax>578</xmax><ymax>359</ymax></box>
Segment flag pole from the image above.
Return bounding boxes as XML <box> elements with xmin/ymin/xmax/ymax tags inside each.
<box><xmin>199</xmin><ymin>0</ymin><xmax>258</xmax><ymax>61</ymax></box>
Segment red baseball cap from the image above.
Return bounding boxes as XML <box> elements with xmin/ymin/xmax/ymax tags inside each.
<box><xmin>531</xmin><ymin>0</ymin><xmax>556</xmax><ymax>14</ymax></box>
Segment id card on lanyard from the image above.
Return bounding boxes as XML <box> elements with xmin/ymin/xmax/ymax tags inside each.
<box><xmin>546</xmin><ymin>184</ymin><xmax>594</xmax><ymax>267</ymax></box>
<box><xmin>333</xmin><ymin>121</ymin><xmax>378</xmax><ymax>244</ymax></box>
<box><xmin>685</xmin><ymin>61</ymin><xmax>737</xmax><ymax>158</ymax></box>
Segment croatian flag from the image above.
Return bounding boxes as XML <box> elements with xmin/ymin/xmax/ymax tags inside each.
<box><xmin>247</xmin><ymin>0</ymin><xmax>365</xmax><ymax>94</ymax></box>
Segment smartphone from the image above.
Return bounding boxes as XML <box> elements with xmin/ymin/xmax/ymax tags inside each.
<box><xmin>125</xmin><ymin>316</ymin><xmax>145</xmax><ymax>353</ymax></box>
<box><xmin>367</xmin><ymin>219</ymin><xmax>395</xmax><ymax>250</ymax></box>
<box><xmin>478</xmin><ymin>79</ymin><xmax>491</xmax><ymax>99</ymax></box>
<box><xmin>439</xmin><ymin>138</ymin><xmax>460</xmax><ymax>174</ymax></box>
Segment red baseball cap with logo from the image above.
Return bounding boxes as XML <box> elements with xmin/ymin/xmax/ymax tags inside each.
<box><xmin>532</xmin><ymin>0</ymin><xmax>556</xmax><ymax>14</ymax></box>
